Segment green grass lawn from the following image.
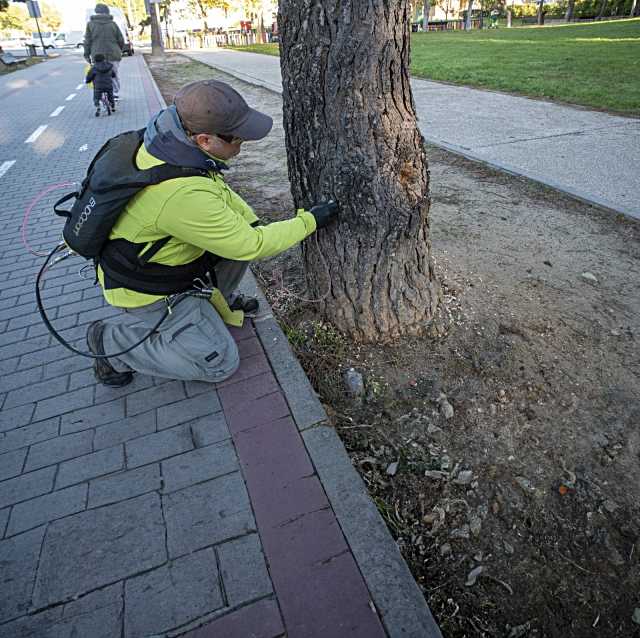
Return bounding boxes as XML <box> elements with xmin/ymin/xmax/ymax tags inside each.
<box><xmin>229</xmin><ymin>18</ymin><xmax>640</xmax><ymax>115</ymax></box>
<box><xmin>410</xmin><ymin>18</ymin><xmax>640</xmax><ymax>115</ymax></box>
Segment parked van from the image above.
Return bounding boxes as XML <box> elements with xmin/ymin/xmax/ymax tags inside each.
<box><xmin>84</xmin><ymin>6</ymin><xmax>134</xmax><ymax>56</ymax></box>
<box><xmin>30</xmin><ymin>32</ymin><xmax>65</xmax><ymax>49</ymax></box>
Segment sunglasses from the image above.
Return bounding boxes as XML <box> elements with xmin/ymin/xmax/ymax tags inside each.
<box><xmin>216</xmin><ymin>133</ymin><xmax>242</xmax><ymax>144</ymax></box>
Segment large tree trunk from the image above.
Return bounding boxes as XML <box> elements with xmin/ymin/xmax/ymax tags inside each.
<box><xmin>537</xmin><ymin>0</ymin><xmax>545</xmax><ymax>24</ymax></box>
<box><xmin>423</xmin><ymin>0</ymin><xmax>430</xmax><ymax>30</ymax></box>
<box><xmin>565</xmin><ymin>0</ymin><xmax>575</xmax><ymax>21</ymax></box>
<box><xmin>278</xmin><ymin>0</ymin><xmax>439</xmax><ymax>342</ymax></box>
<box><xmin>465</xmin><ymin>0</ymin><xmax>474</xmax><ymax>29</ymax></box>
<box><xmin>632</xmin><ymin>0</ymin><xmax>640</xmax><ymax>17</ymax></box>
<box><xmin>596</xmin><ymin>0</ymin><xmax>608</xmax><ymax>18</ymax></box>
<box><xmin>149</xmin><ymin>2</ymin><xmax>164</xmax><ymax>56</ymax></box>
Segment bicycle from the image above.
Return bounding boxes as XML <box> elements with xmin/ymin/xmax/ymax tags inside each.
<box><xmin>95</xmin><ymin>91</ymin><xmax>115</xmax><ymax>117</ymax></box>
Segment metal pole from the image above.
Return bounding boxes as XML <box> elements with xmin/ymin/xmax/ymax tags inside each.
<box><xmin>34</xmin><ymin>15</ymin><xmax>48</xmax><ymax>57</ymax></box>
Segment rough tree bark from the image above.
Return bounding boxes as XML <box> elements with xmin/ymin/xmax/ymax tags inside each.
<box><xmin>278</xmin><ymin>0</ymin><xmax>440</xmax><ymax>343</ymax></box>
<box><xmin>537</xmin><ymin>0</ymin><xmax>545</xmax><ymax>24</ymax></box>
<box><xmin>149</xmin><ymin>2</ymin><xmax>164</xmax><ymax>56</ymax></box>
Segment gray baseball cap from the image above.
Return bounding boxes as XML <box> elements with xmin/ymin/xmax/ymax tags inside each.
<box><xmin>174</xmin><ymin>80</ymin><xmax>273</xmax><ymax>141</ymax></box>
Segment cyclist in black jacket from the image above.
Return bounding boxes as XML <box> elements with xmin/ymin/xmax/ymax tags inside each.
<box><xmin>85</xmin><ymin>53</ymin><xmax>116</xmax><ymax>117</ymax></box>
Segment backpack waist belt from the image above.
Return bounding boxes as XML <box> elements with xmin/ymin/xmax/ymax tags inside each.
<box><xmin>99</xmin><ymin>238</ymin><xmax>219</xmax><ymax>296</ymax></box>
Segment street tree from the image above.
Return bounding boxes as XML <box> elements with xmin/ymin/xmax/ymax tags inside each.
<box><xmin>422</xmin><ymin>0</ymin><xmax>430</xmax><ymax>29</ymax></box>
<box><xmin>108</xmin><ymin>0</ymin><xmax>147</xmax><ymax>28</ymax></box>
<box><xmin>565</xmin><ymin>0</ymin><xmax>575</xmax><ymax>20</ymax></box>
<box><xmin>188</xmin><ymin>0</ymin><xmax>231</xmax><ymax>30</ymax></box>
<box><xmin>278</xmin><ymin>0</ymin><xmax>440</xmax><ymax>342</ymax></box>
<box><xmin>0</xmin><ymin>3</ymin><xmax>28</xmax><ymax>32</ymax></box>
<box><xmin>39</xmin><ymin>1</ymin><xmax>61</xmax><ymax>31</ymax></box>
<box><xmin>596</xmin><ymin>0</ymin><xmax>608</xmax><ymax>18</ymax></box>
<box><xmin>465</xmin><ymin>0</ymin><xmax>474</xmax><ymax>29</ymax></box>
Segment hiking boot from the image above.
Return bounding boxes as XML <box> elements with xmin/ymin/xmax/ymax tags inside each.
<box><xmin>230</xmin><ymin>294</ymin><xmax>259</xmax><ymax>316</ymax></box>
<box><xmin>86</xmin><ymin>321</ymin><xmax>133</xmax><ymax>387</ymax></box>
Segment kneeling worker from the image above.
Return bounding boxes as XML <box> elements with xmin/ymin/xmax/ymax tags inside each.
<box><xmin>87</xmin><ymin>80</ymin><xmax>337</xmax><ymax>386</ymax></box>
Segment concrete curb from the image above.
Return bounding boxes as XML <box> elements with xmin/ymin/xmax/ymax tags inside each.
<box><xmin>147</xmin><ymin>53</ymin><xmax>442</xmax><ymax>638</ymax></box>
<box><xmin>183</xmin><ymin>50</ymin><xmax>640</xmax><ymax>223</ymax></box>
<box><xmin>237</xmin><ymin>275</ymin><xmax>442</xmax><ymax>638</ymax></box>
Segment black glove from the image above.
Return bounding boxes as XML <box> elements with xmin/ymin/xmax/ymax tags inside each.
<box><xmin>309</xmin><ymin>200</ymin><xmax>338</xmax><ymax>229</ymax></box>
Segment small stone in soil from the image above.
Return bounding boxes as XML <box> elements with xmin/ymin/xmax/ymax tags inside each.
<box><xmin>423</xmin><ymin>512</ymin><xmax>439</xmax><ymax>525</ymax></box>
<box><xmin>450</xmin><ymin>525</ymin><xmax>471</xmax><ymax>539</ymax></box>
<box><xmin>344</xmin><ymin>367</ymin><xmax>365</xmax><ymax>397</ymax></box>
<box><xmin>454</xmin><ymin>470</ymin><xmax>473</xmax><ymax>485</ymax></box>
<box><xmin>508</xmin><ymin>622</ymin><xmax>532</xmax><ymax>638</ymax></box>
<box><xmin>504</xmin><ymin>541</ymin><xmax>515</xmax><ymax>554</ymax></box>
<box><xmin>466</xmin><ymin>565</ymin><xmax>484</xmax><ymax>586</ymax></box>
<box><xmin>632</xmin><ymin>608</ymin><xmax>640</xmax><ymax>625</ymax></box>
<box><xmin>386</xmin><ymin>461</ymin><xmax>399</xmax><ymax>476</ymax></box>
<box><xmin>515</xmin><ymin>476</ymin><xmax>535</xmax><ymax>492</ymax></box>
<box><xmin>580</xmin><ymin>271</ymin><xmax>598</xmax><ymax>285</ymax></box>
<box><xmin>440</xmin><ymin>399</ymin><xmax>455</xmax><ymax>419</ymax></box>
<box><xmin>440</xmin><ymin>543</ymin><xmax>452</xmax><ymax>556</ymax></box>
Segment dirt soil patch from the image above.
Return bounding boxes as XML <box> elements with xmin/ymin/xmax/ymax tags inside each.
<box><xmin>146</xmin><ymin>53</ymin><xmax>640</xmax><ymax>638</ymax></box>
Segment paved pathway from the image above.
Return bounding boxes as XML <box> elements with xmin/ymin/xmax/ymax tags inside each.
<box><xmin>183</xmin><ymin>49</ymin><xmax>640</xmax><ymax>220</ymax></box>
<box><xmin>0</xmin><ymin>52</ymin><xmax>440</xmax><ymax>637</ymax></box>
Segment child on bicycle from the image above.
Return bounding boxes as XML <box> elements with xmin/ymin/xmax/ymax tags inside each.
<box><xmin>85</xmin><ymin>53</ymin><xmax>116</xmax><ymax>117</ymax></box>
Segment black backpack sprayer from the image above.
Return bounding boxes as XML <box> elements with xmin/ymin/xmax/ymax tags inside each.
<box><xmin>32</xmin><ymin>128</ymin><xmax>220</xmax><ymax>360</ymax></box>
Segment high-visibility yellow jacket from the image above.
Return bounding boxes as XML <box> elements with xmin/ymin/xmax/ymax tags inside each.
<box><xmin>99</xmin><ymin>144</ymin><xmax>316</xmax><ymax>308</ymax></box>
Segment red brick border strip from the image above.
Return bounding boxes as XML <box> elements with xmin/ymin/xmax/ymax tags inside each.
<box><xmin>217</xmin><ymin>325</ymin><xmax>387</xmax><ymax>638</ymax></box>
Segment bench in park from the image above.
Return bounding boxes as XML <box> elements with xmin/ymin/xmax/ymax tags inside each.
<box><xmin>0</xmin><ymin>51</ymin><xmax>27</xmax><ymax>68</ymax></box>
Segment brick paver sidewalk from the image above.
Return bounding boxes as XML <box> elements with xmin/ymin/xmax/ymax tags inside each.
<box><xmin>0</xmin><ymin>51</ymin><xmax>440</xmax><ymax>637</ymax></box>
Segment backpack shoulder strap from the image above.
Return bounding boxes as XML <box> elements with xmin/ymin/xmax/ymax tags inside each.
<box><xmin>146</xmin><ymin>164</ymin><xmax>210</xmax><ymax>184</ymax></box>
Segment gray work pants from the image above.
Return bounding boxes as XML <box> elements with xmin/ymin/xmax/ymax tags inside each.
<box><xmin>102</xmin><ymin>260</ymin><xmax>248</xmax><ymax>383</ymax></box>
<box><xmin>110</xmin><ymin>60</ymin><xmax>120</xmax><ymax>94</ymax></box>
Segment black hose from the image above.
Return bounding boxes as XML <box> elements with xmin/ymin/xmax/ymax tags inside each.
<box><xmin>36</xmin><ymin>244</ymin><xmax>182</xmax><ymax>359</ymax></box>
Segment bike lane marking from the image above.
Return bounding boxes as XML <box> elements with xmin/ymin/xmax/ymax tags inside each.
<box><xmin>65</xmin><ymin>93</ymin><xmax>76</xmax><ymax>101</ymax></box>
<box><xmin>24</xmin><ymin>125</ymin><xmax>48</xmax><ymax>144</ymax></box>
<box><xmin>0</xmin><ymin>160</ymin><xmax>16</xmax><ymax>179</ymax></box>
<box><xmin>50</xmin><ymin>106</ymin><xmax>65</xmax><ymax>117</ymax></box>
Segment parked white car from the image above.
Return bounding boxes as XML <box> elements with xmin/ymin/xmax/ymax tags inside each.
<box><xmin>29</xmin><ymin>32</ymin><xmax>66</xmax><ymax>49</ymax></box>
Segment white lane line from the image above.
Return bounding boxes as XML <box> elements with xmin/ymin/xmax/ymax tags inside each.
<box><xmin>76</xmin><ymin>83</ymin><xmax>83</xmax><ymax>90</ymax></box>
<box><xmin>50</xmin><ymin>106</ymin><xmax>65</xmax><ymax>117</ymax></box>
<box><xmin>24</xmin><ymin>125</ymin><xmax>48</xmax><ymax>144</ymax></box>
<box><xmin>0</xmin><ymin>160</ymin><xmax>16</xmax><ymax>179</ymax></box>
<box><xmin>65</xmin><ymin>93</ymin><xmax>77</xmax><ymax>101</ymax></box>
